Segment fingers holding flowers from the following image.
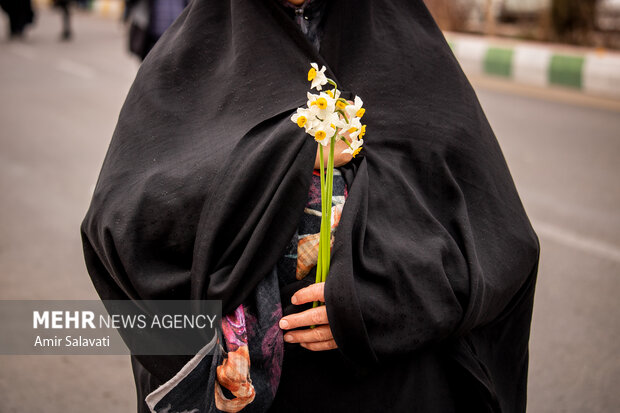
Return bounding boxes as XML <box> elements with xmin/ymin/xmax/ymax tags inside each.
<box><xmin>315</xmin><ymin>138</ymin><xmax>352</xmax><ymax>169</ymax></box>
<box><xmin>279</xmin><ymin>283</ymin><xmax>338</xmax><ymax>351</ymax></box>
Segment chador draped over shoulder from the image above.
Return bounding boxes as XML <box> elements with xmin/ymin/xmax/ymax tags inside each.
<box><xmin>81</xmin><ymin>0</ymin><xmax>539</xmax><ymax>412</ymax></box>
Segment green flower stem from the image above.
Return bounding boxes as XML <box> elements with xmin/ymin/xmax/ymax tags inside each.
<box><xmin>340</xmin><ymin>136</ymin><xmax>354</xmax><ymax>149</ymax></box>
<box><xmin>316</xmin><ymin>145</ymin><xmax>325</xmax><ymax>285</ymax></box>
<box><xmin>327</xmin><ymin>79</ymin><xmax>338</xmax><ymax>89</ymax></box>
<box><xmin>314</xmin><ymin>145</ymin><xmax>326</xmax><ymax>309</ymax></box>
<box><xmin>320</xmin><ymin>148</ymin><xmax>329</xmax><ymax>284</ymax></box>
<box><xmin>335</xmin><ymin>109</ymin><xmax>349</xmax><ymax>123</ymax></box>
<box><xmin>321</xmin><ymin>129</ymin><xmax>339</xmax><ymax>282</ymax></box>
<box><xmin>314</xmin><ymin>131</ymin><xmax>338</xmax><ymax>303</ymax></box>
<box><xmin>322</xmin><ymin>136</ymin><xmax>335</xmax><ymax>283</ymax></box>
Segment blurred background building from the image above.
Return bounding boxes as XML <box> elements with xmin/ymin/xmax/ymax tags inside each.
<box><xmin>424</xmin><ymin>0</ymin><xmax>620</xmax><ymax>49</ymax></box>
<box><xmin>14</xmin><ymin>0</ymin><xmax>620</xmax><ymax>49</ymax></box>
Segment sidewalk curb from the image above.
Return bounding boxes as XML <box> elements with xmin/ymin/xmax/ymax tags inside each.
<box><xmin>447</xmin><ymin>34</ymin><xmax>620</xmax><ymax>100</ymax></box>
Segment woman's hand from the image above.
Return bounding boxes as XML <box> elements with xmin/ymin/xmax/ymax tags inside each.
<box><xmin>278</xmin><ymin>282</ymin><xmax>337</xmax><ymax>351</ymax></box>
<box><xmin>314</xmin><ymin>139</ymin><xmax>352</xmax><ymax>170</ymax></box>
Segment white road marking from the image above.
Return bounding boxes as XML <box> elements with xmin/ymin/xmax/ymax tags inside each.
<box><xmin>54</xmin><ymin>59</ymin><xmax>96</xmax><ymax>80</ymax></box>
<box><xmin>470</xmin><ymin>75</ymin><xmax>620</xmax><ymax>113</ymax></box>
<box><xmin>523</xmin><ymin>189</ymin><xmax>620</xmax><ymax>225</ymax></box>
<box><xmin>534</xmin><ymin>220</ymin><xmax>620</xmax><ymax>264</ymax></box>
<box><xmin>8</xmin><ymin>45</ymin><xmax>37</xmax><ymax>60</ymax></box>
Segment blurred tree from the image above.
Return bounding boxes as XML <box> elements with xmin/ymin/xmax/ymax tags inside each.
<box><xmin>423</xmin><ymin>0</ymin><xmax>471</xmax><ymax>31</ymax></box>
<box><xmin>550</xmin><ymin>0</ymin><xmax>598</xmax><ymax>44</ymax></box>
<box><xmin>485</xmin><ymin>0</ymin><xmax>497</xmax><ymax>35</ymax></box>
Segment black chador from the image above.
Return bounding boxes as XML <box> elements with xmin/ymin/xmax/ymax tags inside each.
<box><xmin>82</xmin><ymin>1</ymin><xmax>539</xmax><ymax>412</ymax></box>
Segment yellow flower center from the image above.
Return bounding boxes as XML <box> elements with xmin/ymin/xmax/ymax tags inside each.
<box><xmin>336</xmin><ymin>101</ymin><xmax>347</xmax><ymax>110</ymax></box>
<box><xmin>313</xmin><ymin>97</ymin><xmax>327</xmax><ymax>110</ymax></box>
<box><xmin>360</xmin><ymin>125</ymin><xmax>367</xmax><ymax>137</ymax></box>
<box><xmin>347</xmin><ymin>127</ymin><xmax>358</xmax><ymax>134</ymax></box>
<box><xmin>352</xmin><ymin>147</ymin><xmax>362</xmax><ymax>158</ymax></box>
<box><xmin>308</xmin><ymin>68</ymin><xmax>317</xmax><ymax>81</ymax></box>
<box><xmin>326</xmin><ymin>90</ymin><xmax>334</xmax><ymax>98</ymax></box>
<box><xmin>356</xmin><ymin>108</ymin><xmax>366</xmax><ymax>118</ymax></box>
<box><xmin>315</xmin><ymin>130</ymin><xmax>327</xmax><ymax>141</ymax></box>
<box><xmin>296</xmin><ymin>116</ymin><xmax>307</xmax><ymax>128</ymax></box>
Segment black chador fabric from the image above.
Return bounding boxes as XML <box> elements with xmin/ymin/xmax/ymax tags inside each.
<box><xmin>81</xmin><ymin>1</ymin><xmax>539</xmax><ymax>412</ymax></box>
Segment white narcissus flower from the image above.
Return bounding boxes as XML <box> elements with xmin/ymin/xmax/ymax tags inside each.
<box><xmin>308</xmin><ymin>63</ymin><xmax>328</xmax><ymax>91</ymax></box>
<box><xmin>309</xmin><ymin>112</ymin><xmax>342</xmax><ymax>146</ymax></box>
<box><xmin>304</xmin><ymin>117</ymin><xmax>322</xmax><ymax>134</ymax></box>
<box><xmin>311</xmin><ymin>124</ymin><xmax>336</xmax><ymax>146</ymax></box>
<box><xmin>306</xmin><ymin>91</ymin><xmax>319</xmax><ymax>107</ymax></box>
<box><xmin>326</xmin><ymin>110</ymin><xmax>347</xmax><ymax>131</ymax></box>
<box><xmin>291</xmin><ymin>107</ymin><xmax>313</xmax><ymax>130</ymax></box>
<box><xmin>340</xmin><ymin>116</ymin><xmax>362</xmax><ymax>140</ymax></box>
<box><xmin>344</xmin><ymin>96</ymin><xmax>365</xmax><ymax>121</ymax></box>
<box><xmin>342</xmin><ymin>137</ymin><xmax>364</xmax><ymax>157</ymax></box>
<box><xmin>307</xmin><ymin>91</ymin><xmax>336</xmax><ymax>121</ymax></box>
<box><xmin>324</xmin><ymin>88</ymin><xmax>341</xmax><ymax>101</ymax></box>
<box><xmin>291</xmin><ymin>64</ymin><xmax>366</xmax><ymax>154</ymax></box>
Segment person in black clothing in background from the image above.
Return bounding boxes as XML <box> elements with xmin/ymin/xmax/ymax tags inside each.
<box><xmin>0</xmin><ymin>0</ymin><xmax>34</xmax><ymax>39</ymax></box>
<box><xmin>52</xmin><ymin>0</ymin><xmax>72</xmax><ymax>41</ymax></box>
<box><xmin>125</xmin><ymin>0</ymin><xmax>189</xmax><ymax>60</ymax></box>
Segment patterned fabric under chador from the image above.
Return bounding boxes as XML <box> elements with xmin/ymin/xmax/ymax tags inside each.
<box><xmin>145</xmin><ymin>170</ymin><xmax>347</xmax><ymax>413</ymax></box>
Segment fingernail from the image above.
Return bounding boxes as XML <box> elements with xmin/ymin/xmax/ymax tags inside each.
<box><xmin>279</xmin><ymin>319</ymin><xmax>289</xmax><ymax>329</ymax></box>
<box><xmin>291</xmin><ymin>295</ymin><xmax>298</xmax><ymax>305</ymax></box>
<box><xmin>284</xmin><ymin>334</ymin><xmax>293</xmax><ymax>342</ymax></box>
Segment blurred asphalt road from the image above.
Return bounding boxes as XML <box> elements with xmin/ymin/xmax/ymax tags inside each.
<box><xmin>1</xmin><ymin>7</ymin><xmax>619</xmax><ymax>413</ymax></box>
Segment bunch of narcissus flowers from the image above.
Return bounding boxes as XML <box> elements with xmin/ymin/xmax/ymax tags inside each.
<box><xmin>290</xmin><ymin>63</ymin><xmax>367</xmax><ymax>299</ymax></box>
<box><xmin>291</xmin><ymin>63</ymin><xmax>366</xmax><ymax>158</ymax></box>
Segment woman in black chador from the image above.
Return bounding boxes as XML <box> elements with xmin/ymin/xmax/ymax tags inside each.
<box><xmin>81</xmin><ymin>1</ymin><xmax>540</xmax><ymax>412</ymax></box>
